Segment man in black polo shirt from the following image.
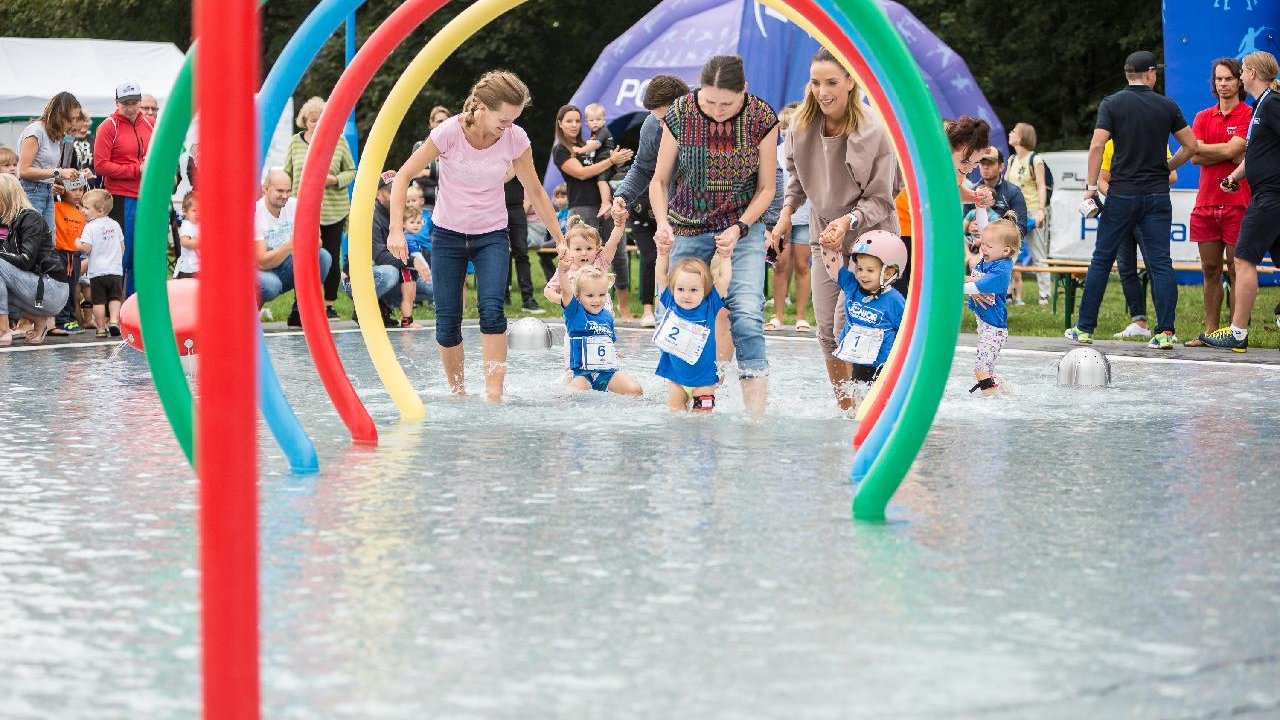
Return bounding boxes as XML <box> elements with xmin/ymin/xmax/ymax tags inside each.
<box><xmin>1202</xmin><ymin>51</ymin><xmax>1280</xmax><ymax>352</ymax></box>
<box><xmin>1068</xmin><ymin>50</ymin><xmax>1198</xmax><ymax>349</ymax></box>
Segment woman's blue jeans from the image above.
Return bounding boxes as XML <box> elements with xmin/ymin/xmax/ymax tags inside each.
<box><xmin>668</xmin><ymin>222</ymin><xmax>768</xmax><ymax>378</ymax></box>
<box><xmin>431</xmin><ymin>225</ymin><xmax>509</xmax><ymax>347</ymax></box>
<box><xmin>20</xmin><ymin>180</ymin><xmax>55</xmax><ymax>232</ymax></box>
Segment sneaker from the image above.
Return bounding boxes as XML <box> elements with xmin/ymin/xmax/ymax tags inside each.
<box><xmin>1199</xmin><ymin>327</ymin><xmax>1247</xmax><ymax>352</ymax></box>
<box><xmin>1146</xmin><ymin>331</ymin><xmax>1175</xmax><ymax>350</ymax></box>
<box><xmin>639</xmin><ymin>312</ymin><xmax>656</xmax><ymax>328</ymax></box>
<box><xmin>1112</xmin><ymin>322</ymin><xmax>1152</xmax><ymax>340</ymax></box>
<box><xmin>60</xmin><ymin>321</ymin><xmax>83</xmax><ymax>334</ymax></box>
<box><xmin>108</xmin><ymin>323</ymin><xmax>121</xmax><ymax>337</ymax></box>
<box><xmin>522</xmin><ymin>299</ymin><xmax>546</xmax><ymax>314</ymax></box>
<box><xmin>326</xmin><ymin>306</ymin><xmax>339</xmax><ymax>320</ymax></box>
<box><xmin>287</xmin><ymin>310</ymin><xmax>303</xmax><ymax>328</ymax></box>
<box><xmin>1064</xmin><ymin>327</ymin><xmax>1092</xmax><ymax>344</ymax></box>
<box><xmin>1014</xmin><ymin>298</ymin><xmax>1026</xmax><ymax>306</ymax></box>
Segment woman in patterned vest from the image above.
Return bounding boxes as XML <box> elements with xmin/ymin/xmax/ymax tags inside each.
<box><xmin>650</xmin><ymin>55</ymin><xmax>778</xmax><ymax>417</ymax></box>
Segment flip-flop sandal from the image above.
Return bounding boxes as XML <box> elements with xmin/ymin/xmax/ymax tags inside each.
<box><xmin>1183</xmin><ymin>337</ymin><xmax>1207</xmax><ymax>347</ymax></box>
<box><xmin>25</xmin><ymin>319</ymin><xmax>51</xmax><ymax>345</ymax></box>
<box><xmin>48</xmin><ymin>326</ymin><xmax>69</xmax><ymax>337</ymax></box>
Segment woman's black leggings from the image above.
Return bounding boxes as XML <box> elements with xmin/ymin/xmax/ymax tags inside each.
<box><xmin>630</xmin><ymin>219</ymin><xmax>657</xmax><ymax>306</ymax></box>
<box><xmin>320</xmin><ymin>219</ymin><xmax>346</xmax><ymax>303</ymax></box>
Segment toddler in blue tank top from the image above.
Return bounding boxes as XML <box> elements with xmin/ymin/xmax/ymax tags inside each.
<box><xmin>554</xmin><ymin>231</ymin><xmax>643</xmax><ymax>396</ymax></box>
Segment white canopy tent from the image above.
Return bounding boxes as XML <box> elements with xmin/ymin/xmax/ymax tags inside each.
<box><xmin>0</xmin><ymin>37</ymin><xmax>293</xmax><ymax>185</ymax></box>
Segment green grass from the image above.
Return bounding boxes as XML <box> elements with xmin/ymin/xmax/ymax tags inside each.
<box><xmin>263</xmin><ymin>255</ymin><xmax>1280</xmax><ymax>349</ymax></box>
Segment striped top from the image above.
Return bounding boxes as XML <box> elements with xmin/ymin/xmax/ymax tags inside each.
<box><xmin>663</xmin><ymin>91</ymin><xmax>777</xmax><ymax>236</ymax></box>
<box><xmin>281</xmin><ymin>132</ymin><xmax>356</xmax><ymax>226</ymax></box>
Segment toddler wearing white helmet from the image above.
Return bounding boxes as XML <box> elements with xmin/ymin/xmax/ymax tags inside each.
<box><xmin>823</xmin><ymin>229</ymin><xmax>907</xmax><ymax>395</ymax></box>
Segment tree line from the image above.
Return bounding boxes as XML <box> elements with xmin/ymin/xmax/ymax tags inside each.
<box><xmin>0</xmin><ymin>0</ymin><xmax>1162</xmax><ymax>170</ymax></box>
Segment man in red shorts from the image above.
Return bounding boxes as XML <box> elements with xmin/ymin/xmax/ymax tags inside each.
<box><xmin>1187</xmin><ymin>58</ymin><xmax>1251</xmax><ymax>345</ymax></box>
<box><xmin>1203</xmin><ymin>51</ymin><xmax>1280</xmax><ymax>352</ymax></box>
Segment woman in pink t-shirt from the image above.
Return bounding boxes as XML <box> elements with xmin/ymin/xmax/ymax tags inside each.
<box><xmin>388</xmin><ymin>70</ymin><xmax>565</xmax><ymax>402</ymax></box>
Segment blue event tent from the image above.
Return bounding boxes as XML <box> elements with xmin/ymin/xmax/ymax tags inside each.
<box><xmin>545</xmin><ymin>0</ymin><xmax>1002</xmax><ymax>194</ymax></box>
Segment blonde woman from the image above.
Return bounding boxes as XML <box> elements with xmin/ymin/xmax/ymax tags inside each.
<box><xmin>388</xmin><ymin>71</ymin><xmax>565</xmax><ymax>402</ymax></box>
<box><xmin>0</xmin><ymin>174</ymin><xmax>71</xmax><ymax>345</ymax></box>
<box><xmin>770</xmin><ymin>48</ymin><xmax>899</xmax><ymax>411</ymax></box>
<box><xmin>1006</xmin><ymin>122</ymin><xmax>1051</xmax><ymax>304</ymax></box>
<box><xmin>282</xmin><ymin>96</ymin><xmax>356</xmax><ymax>319</ymax></box>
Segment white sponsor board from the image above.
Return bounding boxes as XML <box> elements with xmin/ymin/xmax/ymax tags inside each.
<box><xmin>1042</xmin><ymin>151</ymin><xmax>1198</xmax><ymax>263</ymax></box>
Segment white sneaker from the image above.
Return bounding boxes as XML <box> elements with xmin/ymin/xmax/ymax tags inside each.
<box><xmin>1113</xmin><ymin>322</ymin><xmax>1152</xmax><ymax>339</ymax></box>
<box><xmin>639</xmin><ymin>313</ymin><xmax>656</xmax><ymax>328</ymax></box>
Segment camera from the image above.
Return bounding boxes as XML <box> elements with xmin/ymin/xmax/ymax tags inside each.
<box><xmin>1078</xmin><ymin>196</ymin><xmax>1103</xmax><ymax>219</ymax></box>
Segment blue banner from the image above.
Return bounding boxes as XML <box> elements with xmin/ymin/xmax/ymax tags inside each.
<box><xmin>1164</xmin><ymin>0</ymin><xmax>1280</xmax><ymax>189</ymax></box>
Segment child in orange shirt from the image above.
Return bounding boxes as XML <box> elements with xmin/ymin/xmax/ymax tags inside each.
<box><xmin>52</xmin><ymin>180</ymin><xmax>88</xmax><ymax>334</ymax></box>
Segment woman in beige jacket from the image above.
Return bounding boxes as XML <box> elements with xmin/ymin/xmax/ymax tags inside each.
<box><xmin>769</xmin><ymin>48</ymin><xmax>900</xmax><ymax>411</ymax></box>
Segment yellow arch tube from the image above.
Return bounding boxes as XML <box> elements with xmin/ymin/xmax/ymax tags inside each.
<box><xmin>348</xmin><ymin>0</ymin><xmax>540</xmax><ymax>419</ymax></box>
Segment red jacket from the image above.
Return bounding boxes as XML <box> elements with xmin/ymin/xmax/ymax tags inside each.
<box><xmin>94</xmin><ymin>109</ymin><xmax>155</xmax><ymax>198</ymax></box>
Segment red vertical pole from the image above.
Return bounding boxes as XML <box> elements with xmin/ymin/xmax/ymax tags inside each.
<box><xmin>195</xmin><ymin>0</ymin><xmax>260</xmax><ymax>717</ymax></box>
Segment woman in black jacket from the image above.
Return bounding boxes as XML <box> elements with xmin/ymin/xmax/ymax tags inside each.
<box><xmin>0</xmin><ymin>174</ymin><xmax>70</xmax><ymax>344</ymax></box>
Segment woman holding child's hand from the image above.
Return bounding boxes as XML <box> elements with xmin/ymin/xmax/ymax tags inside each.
<box><xmin>648</xmin><ymin>55</ymin><xmax>777</xmax><ymax>417</ymax></box>
<box><xmin>778</xmin><ymin>48</ymin><xmax>899</xmax><ymax>410</ymax></box>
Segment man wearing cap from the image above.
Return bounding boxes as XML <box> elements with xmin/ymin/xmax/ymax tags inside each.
<box><xmin>968</xmin><ymin>146</ymin><xmax>1028</xmax><ymax>233</ymax></box>
<box><xmin>94</xmin><ymin>81</ymin><xmax>155</xmax><ymax>298</ymax></box>
<box><xmin>255</xmin><ymin>169</ymin><xmax>332</xmax><ymax>327</ymax></box>
<box><xmin>1068</xmin><ymin>51</ymin><xmax>1198</xmax><ymax>349</ymax></box>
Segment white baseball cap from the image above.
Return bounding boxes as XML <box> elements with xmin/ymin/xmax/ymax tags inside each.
<box><xmin>115</xmin><ymin>82</ymin><xmax>142</xmax><ymax>102</ymax></box>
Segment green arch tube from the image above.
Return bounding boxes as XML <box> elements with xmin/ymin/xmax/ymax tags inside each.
<box><xmin>134</xmin><ymin>53</ymin><xmax>196</xmax><ymax>465</ymax></box>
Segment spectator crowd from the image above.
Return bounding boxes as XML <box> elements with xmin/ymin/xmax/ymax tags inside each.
<box><xmin>0</xmin><ymin>43</ymin><xmax>1270</xmax><ymax>411</ymax></box>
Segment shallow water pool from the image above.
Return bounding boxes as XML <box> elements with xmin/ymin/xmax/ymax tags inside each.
<box><xmin>1</xmin><ymin>328</ymin><xmax>1277</xmax><ymax>719</ymax></box>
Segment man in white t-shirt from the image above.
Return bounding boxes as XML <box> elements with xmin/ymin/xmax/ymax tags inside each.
<box><xmin>256</xmin><ymin>169</ymin><xmax>331</xmax><ymax>326</ymax></box>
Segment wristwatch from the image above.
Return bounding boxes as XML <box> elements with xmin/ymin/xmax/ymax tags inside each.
<box><xmin>733</xmin><ymin>220</ymin><xmax>749</xmax><ymax>237</ymax></box>
<box><xmin>845</xmin><ymin>210</ymin><xmax>860</xmax><ymax>229</ymax></box>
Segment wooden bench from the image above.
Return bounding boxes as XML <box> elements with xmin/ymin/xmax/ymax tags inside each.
<box><xmin>1023</xmin><ymin>258</ymin><xmax>1277</xmax><ymax>329</ymax></box>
